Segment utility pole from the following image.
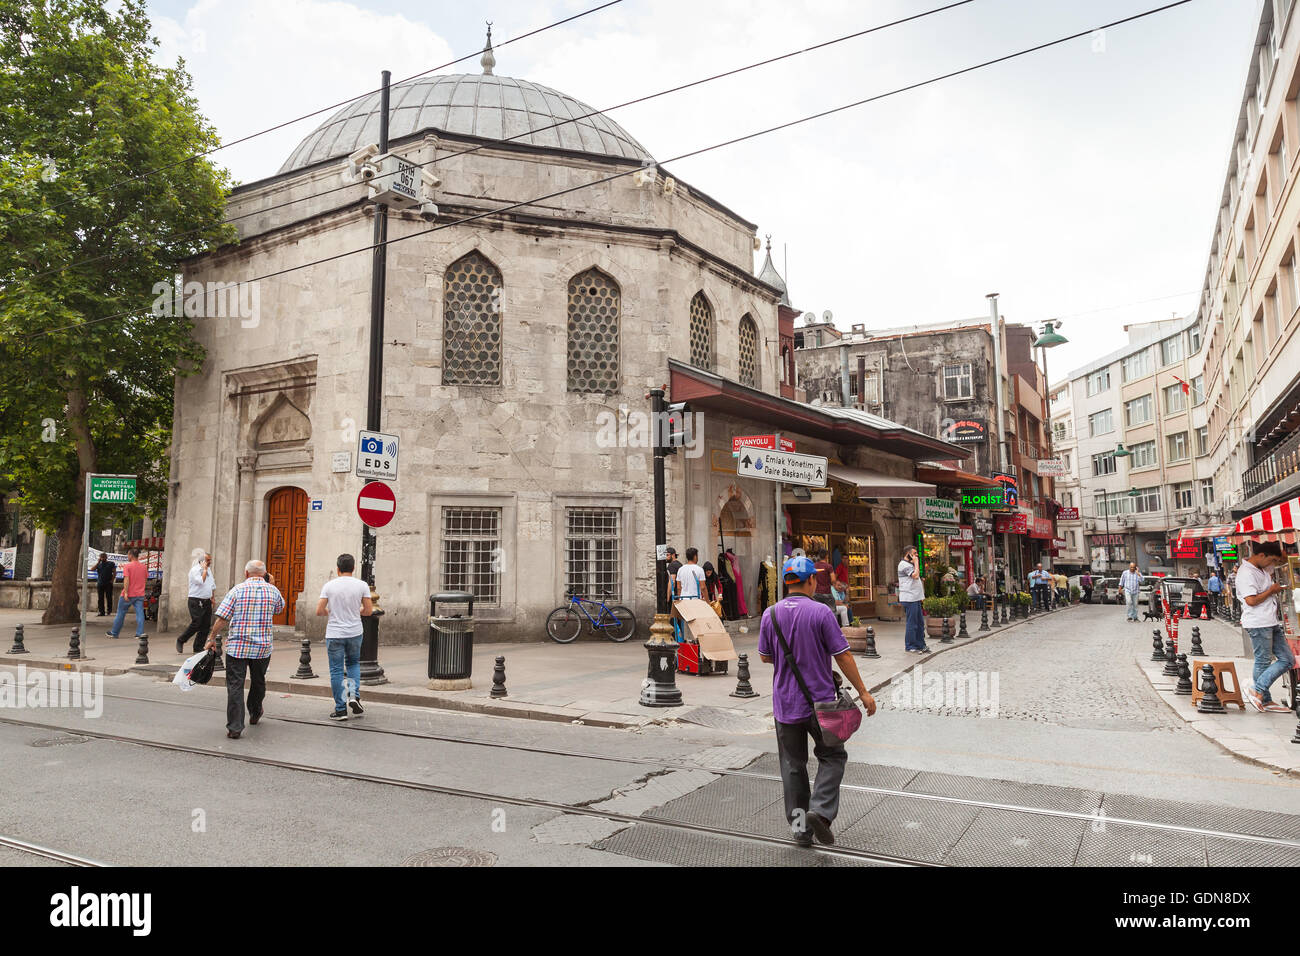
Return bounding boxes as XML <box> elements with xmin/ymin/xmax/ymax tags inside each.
<box><xmin>359</xmin><ymin>69</ymin><xmax>391</xmax><ymax>686</ymax></box>
<box><xmin>988</xmin><ymin>293</ymin><xmax>1010</xmax><ymax>595</ymax></box>
<box><xmin>639</xmin><ymin>387</ymin><xmax>683</xmax><ymax>708</ymax></box>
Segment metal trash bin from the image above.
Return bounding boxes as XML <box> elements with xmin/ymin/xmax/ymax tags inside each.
<box><xmin>429</xmin><ymin>591</ymin><xmax>474</xmax><ymax>680</ymax></box>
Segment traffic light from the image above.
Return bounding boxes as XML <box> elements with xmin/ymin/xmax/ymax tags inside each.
<box><xmin>662</xmin><ymin>402</ymin><xmax>691</xmax><ymax>454</ymax></box>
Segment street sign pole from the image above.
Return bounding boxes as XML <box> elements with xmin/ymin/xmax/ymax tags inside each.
<box><xmin>79</xmin><ymin>475</ymin><xmax>91</xmax><ymax>649</ymax></box>
<box><xmin>360</xmin><ymin>68</ymin><xmax>391</xmax><ymax>687</ymax></box>
<box><xmin>639</xmin><ymin>387</ymin><xmax>683</xmax><ymax>708</ymax></box>
<box><xmin>773</xmin><ymin>432</ymin><xmax>783</xmax><ymax>592</ymax></box>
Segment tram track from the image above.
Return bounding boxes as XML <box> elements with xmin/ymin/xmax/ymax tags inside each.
<box><xmin>0</xmin><ymin>833</ymin><xmax>105</xmax><ymax>867</ymax></box>
<box><xmin>6</xmin><ymin>688</ymin><xmax>1300</xmax><ymax>857</ymax></box>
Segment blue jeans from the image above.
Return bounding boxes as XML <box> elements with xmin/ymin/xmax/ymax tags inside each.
<box><xmin>1246</xmin><ymin>625</ymin><xmax>1295</xmax><ymax>703</ymax></box>
<box><xmin>903</xmin><ymin>600</ymin><xmax>925</xmax><ymax>650</ymax></box>
<box><xmin>1124</xmin><ymin>591</ymin><xmax>1139</xmax><ymax>620</ymax></box>
<box><xmin>327</xmin><ymin>635</ymin><xmax>363</xmax><ymax>711</ymax></box>
<box><xmin>110</xmin><ymin>594</ymin><xmax>146</xmax><ymax>637</ymax></box>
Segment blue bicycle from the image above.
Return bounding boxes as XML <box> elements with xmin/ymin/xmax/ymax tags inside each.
<box><xmin>546</xmin><ymin>589</ymin><xmax>637</xmax><ymax>643</ymax></box>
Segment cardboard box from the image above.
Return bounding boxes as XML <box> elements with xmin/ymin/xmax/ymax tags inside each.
<box><xmin>673</xmin><ymin>598</ymin><xmax>738</xmax><ymax>662</ymax></box>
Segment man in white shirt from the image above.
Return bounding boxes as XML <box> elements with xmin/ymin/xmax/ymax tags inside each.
<box><xmin>1119</xmin><ymin>562</ymin><xmax>1143</xmax><ymax>622</ymax></box>
<box><xmin>1235</xmin><ymin>541</ymin><xmax>1295</xmax><ymax>713</ymax></box>
<box><xmin>315</xmin><ymin>553</ymin><xmax>374</xmax><ymax>721</ymax></box>
<box><xmin>898</xmin><ymin>546</ymin><xmax>929</xmax><ymax>654</ymax></box>
<box><xmin>675</xmin><ymin>548</ymin><xmax>708</xmax><ymax>600</ymax></box>
<box><xmin>176</xmin><ymin>548</ymin><xmax>215</xmax><ymax>654</ymax></box>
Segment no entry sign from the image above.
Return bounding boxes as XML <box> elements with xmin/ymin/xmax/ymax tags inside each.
<box><xmin>357</xmin><ymin>481</ymin><xmax>396</xmax><ymax>529</ymax></box>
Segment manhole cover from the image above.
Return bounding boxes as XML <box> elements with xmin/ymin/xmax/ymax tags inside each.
<box><xmin>30</xmin><ymin>734</ymin><xmax>89</xmax><ymax>748</ymax></box>
<box><xmin>401</xmin><ymin>847</ymin><xmax>496</xmax><ymax>867</ymax></box>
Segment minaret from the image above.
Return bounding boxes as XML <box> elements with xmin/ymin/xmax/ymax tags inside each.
<box><xmin>481</xmin><ymin>22</ymin><xmax>496</xmax><ymax>75</ymax></box>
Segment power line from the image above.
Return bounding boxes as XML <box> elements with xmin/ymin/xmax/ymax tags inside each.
<box><xmin>18</xmin><ymin>0</ymin><xmax>977</xmax><ymax>286</ymax></box>
<box><xmin>19</xmin><ymin>0</ymin><xmax>1198</xmax><ymax>342</ymax></box>
<box><xmin>0</xmin><ymin>0</ymin><xmax>624</xmax><ymax>232</ymax></box>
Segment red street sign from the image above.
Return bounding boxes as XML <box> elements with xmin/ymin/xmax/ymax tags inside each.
<box><xmin>733</xmin><ymin>434</ymin><xmax>795</xmax><ymax>453</ymax></box>
<box><xmin>357</xmin><ymin>481</ymin><xmax>396</xmax><ymax>529</ymax></box>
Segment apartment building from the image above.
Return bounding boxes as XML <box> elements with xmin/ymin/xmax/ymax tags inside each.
<box><xmin>1193</xmin><ymin>0</ymin><xmax>1300</xmax><ymax>523</ymax></box>
<box><xmin>1053</xmin><ymin>316</ymin><xmax>1213</xmax><ymax>575</ymax></box>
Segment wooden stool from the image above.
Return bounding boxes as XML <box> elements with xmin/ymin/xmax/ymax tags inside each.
<box><xmin>1189</xmin><ymin>660</ymin><xmax>1246</xmax><ymax>710</ymax></box>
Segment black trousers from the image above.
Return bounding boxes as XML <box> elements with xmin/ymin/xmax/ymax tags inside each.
<box><xmin>774</xmin><ymin>717</ymin><xmax>848</xmax><ymax>833</ymax></box>
<box><xmin>225</xmin><ymin>656</ymin><xmax>269</xmax><ymax>734</ymax></box>
<box><xmin>97</xmin><ymin>583</ymin><xmax>114</xmax><ymax>615</ymax></box>
<box><xmin>177</xmin><ymin>598</ymin><xmax>213</xmax><ymax>652</ymax></box>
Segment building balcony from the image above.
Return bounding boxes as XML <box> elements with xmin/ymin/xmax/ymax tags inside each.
<box><xmin>1241</xmin><ymin>427</ymin><xmax>1300</xmax><ymax>512</ymax></box>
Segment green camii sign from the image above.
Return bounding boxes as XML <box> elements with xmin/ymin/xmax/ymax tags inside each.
<box><xmin>89</xmin><ymin>476</ymin><xmax>136</xmax><ymax>503</ymax></box>
<box><xmin>961</xmin><ymin>487</ymin><xmax>1006</xmax><ymax>508</ymax></box>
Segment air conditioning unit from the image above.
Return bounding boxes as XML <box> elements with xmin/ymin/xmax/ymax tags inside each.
<box><xmin>1085</xmin><ymin>520</ymin><xmax>1096</xmax><ymax>531</ymax></box>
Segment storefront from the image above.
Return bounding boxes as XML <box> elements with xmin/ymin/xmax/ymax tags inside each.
<box><xmin>1089</xmin><ymin>532</ymin><xmax>1128</xmax><ymax>572</ymax></box>
<box><xmin>915</xmin><ymin>496</ymin><xmax>961</xmax><ymax>584</ymax></box>
<box><xmin>786</xmin><ymin>478</ymin><xmax>878</xmax><ymax>619</ymax></box>
<box><xmin>994</xmin><ymin>511</ymin><xmax>1027</xmax><ymax>586</ymax></box>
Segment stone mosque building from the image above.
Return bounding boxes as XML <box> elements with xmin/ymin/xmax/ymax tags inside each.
<box><xmin>161</xmin><ymin>35</ymin><xmax>964</xmax><ymax>642</ymax></box>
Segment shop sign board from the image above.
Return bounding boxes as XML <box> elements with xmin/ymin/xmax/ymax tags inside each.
<box><xmin>1170</xmin><ymin>537</ymin><xmax>1203</xmax><ymax>560</ymax></box>
<box><xmin>961</xmin><ymin>487</ymin><xmax>1005</xmax><ymax>508</ymax></box>
<box><xmin>1036</xmin><ymin>459</ymin><xmax>1067</xmax><ymax>477</ymax></box>
<box><xmin>941</xmin><ymin>418</ymin><xmax>987</xmax><ymax>443</ymax></box>
<box><xmin>948</xmin><ymin>525</ymin><xmax>974</xmax><ymax>548</ymax></box>
<box><xmin>1212</xmin><ymin>536</ymin><xmax>1238</xmax><ymax>559</ymax></box>
<box><xmin>995</xmin><ymin>512</ymin><xmax>1028</xmax><ymax>535</ymax></box>
<box><xmin>992</xmin><ymin>471</ymin><xmax>1019</xmax><ymax>508</ymax></box>
<box><xmin>1028</xmin><ymin>517</ymin><xmax>1053</xmax><ymax>539</ymax></box>
<box><xmin>917</xmin><ymin>497</ymin><xmax>959</xmax><ymax>523</ymax></box>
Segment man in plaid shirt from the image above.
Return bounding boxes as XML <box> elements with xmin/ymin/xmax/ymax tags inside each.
<box><xmin>207</xmin><ymin>559</ymin><xmax>285</xmax><ymax>739</ymax></box>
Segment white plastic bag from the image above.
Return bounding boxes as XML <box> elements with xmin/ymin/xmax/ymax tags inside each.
<box><xmin>172</xmin><ymin>650</ymin><xmax>208</xmax><ymax>692</ymax></box>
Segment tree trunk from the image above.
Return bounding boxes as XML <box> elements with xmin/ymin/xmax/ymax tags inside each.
<box><xmin>42</xmin><ymin>386</ymin><xmax>95</xmax><ymax>625</ymax></box>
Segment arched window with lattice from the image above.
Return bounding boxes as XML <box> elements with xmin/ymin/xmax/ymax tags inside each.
<box><xmin>567</xmin><ymin>269</ymin><xmax>620</xmax><ymax>393</ymax></box>
<box><xmin>689</xmin><ymin>292</ymin><xmax>714</xmax><ymax>371</ymax></box>
<box><xmin>442</xmin><ymin>251</ymin><xmax>502</xmax><ymax>385</ymax></box>
<box><xmin>738</xmin><ymin>314</ymin><xmax>759</xmax><ymax>388</ymax></box>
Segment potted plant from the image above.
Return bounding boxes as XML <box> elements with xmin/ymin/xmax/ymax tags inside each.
<box><xmin>923</xmin><ymin>595</ymin><xmax>958</xmax><ymax>637</ymax></box>
<box><xmin>1070</xmin><ymin>584</ymin><xmax>1081</xmax><ymax>604</ymax></box>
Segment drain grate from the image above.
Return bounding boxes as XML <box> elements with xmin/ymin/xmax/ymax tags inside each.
<box><xmin>29</xmin><ymin>735</ymin><xmax>89</xmax><ymax>748</ymax></box>
<box><xmin>401</xmin><ymin>847</ymin><xmax>496</xmax><ymax>867</ymax></box>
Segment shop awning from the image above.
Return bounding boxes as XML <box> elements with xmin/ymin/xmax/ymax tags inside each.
<box><xmin>1175</xmin><ymin>524</ymin><xmax>1234</xmax><ymax>542</ymax></box>
<box><xmin>1233</xmin><ymin>497</ymin><xmax>1300</xmax><ymax>536</ymax></box>
<box><xmin>826</xmin><ymin>464</ymin><xmax>936</xmax><ymax>498</ymax></box>
<box><xmin>915</xmin><ymin>463</ymin><xmax>998</xmax><ymax>488</ymax></box>
<box><xmin>668</xmin><ymin>359</ymin><xmax>967</xmax><ymax>462</ymax></box>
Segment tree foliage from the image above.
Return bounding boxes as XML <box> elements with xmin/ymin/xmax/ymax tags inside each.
<box><xmin>0</xmin><ymin>0</ymin><xmax>234</xmax><ymax>620</ymax></box>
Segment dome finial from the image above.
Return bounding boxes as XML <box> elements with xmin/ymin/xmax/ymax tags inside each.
<box><xmin>765</xmin><ymin>233</ymin><xmax>772</xmax><ymax>252</ymax></box>
<box><xmin>481</xmin><ymin>22</ymin><xmax>496</xmax><ymax>75</ymax></box>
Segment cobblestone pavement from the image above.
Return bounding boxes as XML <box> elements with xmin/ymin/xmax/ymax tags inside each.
<box><xmin>876</xmin><ymin>604</ymin><xmax>1189</xmax><ymax>731</ymax></box>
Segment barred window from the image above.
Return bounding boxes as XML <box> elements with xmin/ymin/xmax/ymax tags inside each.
<box><xmin>441</xmin><ymin>508</ymin><xmax>501</xmax><ymax>605</ymax></box>
<box><xmin>442</xmin><ymin>252</ymin><xmax>502</xmax><ymax>385</ymax></box>
<box><xmin>738</xmin><ymin>314</ymin><xmax>758</xmax><ymax>387</ymax></box>
<box><xmin>564</xmin><ymin>508</ymin><xmax>621</xmax><ymax>601</ymax></box>
<box><xmin>567</xmin><ymin>269</ymin><xmax>620</xmax><ymax>392</ymax></box>
<box><xmin>689</xmin><ymin>292</ymin><xmax>714</xmax><ymax>371</ymax></box>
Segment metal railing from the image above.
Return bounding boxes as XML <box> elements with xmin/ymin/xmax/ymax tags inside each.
<box><xmin>1243</xmin><ymin>428</ymin><xmax>1300</xmax><ymax>501</ymax></box>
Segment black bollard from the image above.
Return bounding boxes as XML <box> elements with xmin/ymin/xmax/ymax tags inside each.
<box><xmin>8</xmin><ymin>624</ymin><xmax>28</xmax><ymax>655</ymax></box>
<box><xmin>940</xmin><ymin>616</ymin><xmax>954</xmax><ymax>644</ymax></box>
<box><xmin>292</xmin><ymin>639</ymin><xmax>317</xmax><ymax>679</ymax></box>
<box><xmin>67</xmin><ymin>626</ymin><xmax>81</xmax><ymax>661</ymax></box>
<box><xmin>1150</xmin><ymin>630</ymin><xmax>1166</xmax><ymax>662</ymax></box>
<box><xmin>958</xmin><ymin>611</ymin><xmax>970</xmax><ymax>639</ymax></box>
<box><xmin>1190</xmin><ymin>627</ymin><xmax>1205</xmax><ymax>658</ymax></box>
<box><xmin>1162</xmin><ymin>640</ymin><xmax>1180</xmax><ymax>677</ymax></box>
<box><xmin>979</xmin><ymin>604</ymin><xmax>989</xmax><ymax>632</ymax></box>
<box><xmin>213</xmin><ymin>634</ymin><xmax>224</xmax><ymax>672</ymax></box>
<box><xmin>1174</xmin><ymin>654</ymin><xmax>1193</xmax><ymax>695</ymax></box>
<box><xmin>862</xmin><ymin>626</ymin><xmax>880</xmax><ymax>659</ymax></box>
<box><xmin>490</xmin><ymin>655</ymin><xmax>509</xmax><ymax>699</ymax></box>
<box><xmin>1292</xmin><ymin>716</ymin><xmax>1300</xmax><ymax>745</ymax></box>
<box><xmin>729</xmin><ymin>653</ymin><xmax>759</xmax><ymax>699</ymax></box>
<box><xmin>135</xmin><ymin>633</ymin><xmax>149</xmax><ymax>665</ymax></box>
<box><xmin>1196</xmin><ymin>663</ymin><xmax>1226</xmax><ymax>714</ymax></box>
<box><xmin>1000</xmin><ymin>598</ymin><xmax>1008</xmax><ymax>625</ymax></box>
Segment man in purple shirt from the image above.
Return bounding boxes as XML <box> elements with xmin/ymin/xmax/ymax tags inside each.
<box><xmin>759</xmin><ymin>555</ymin><xmax>876</xmax><ymax>847</ymax></box>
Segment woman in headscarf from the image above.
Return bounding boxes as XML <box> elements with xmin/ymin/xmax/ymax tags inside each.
<box><xmin>702</xmin><ymin>561</ymin><xmax>724</xmax><ymax>617</ymax></box>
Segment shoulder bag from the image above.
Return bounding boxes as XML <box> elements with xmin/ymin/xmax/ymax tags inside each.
<box><xmin>769</xmin><ymin>601</ymin><xmax>861</xmax><ymax>746</ymax></box>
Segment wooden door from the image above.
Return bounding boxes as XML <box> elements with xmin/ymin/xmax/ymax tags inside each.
<box><xmin>266</xmin><ymin>487</ymin><xmax>308</xmax><ymax>626</ymax></box>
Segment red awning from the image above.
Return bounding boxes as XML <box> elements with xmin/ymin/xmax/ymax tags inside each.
<box><xmin>1176</xmin><ymin>525</ymin><xmax>1234</xmax><ymax>541</ymax></box>
<box><xmin>668</xmin><ymin>360</ymin><xmax>967</xmax><ymax>462</ymax></box>
<box><xmin>1233</xmin><ymin>497</ymin><xmax>1300</xmax><ymax>536</ymax></box>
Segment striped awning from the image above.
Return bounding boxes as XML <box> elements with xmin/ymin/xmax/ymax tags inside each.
<box><xmin>1233</xmin><ymin>497</ymin><xmax>1300</xmax><ymax>536</ymax></box>
<box><xmin>1176</xmin><ymin>525</ymin><xmax>1234</xmax><ymax>541</ymax></box>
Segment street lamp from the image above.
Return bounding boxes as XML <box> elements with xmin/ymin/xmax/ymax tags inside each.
<box><xmin>1033</xmin><ymin>320</ymin><xmax>1069</xmax><ymax>349</ymax></box>
<box><xmin>1035</xmin><ymin>320</ymin><xmax>1068</xmax><ymax>571</ymax></box>
<box><xmin>1114</xmin><ymin>442</ymin><xmax>1131</xmax><ymax>458</ymax></box>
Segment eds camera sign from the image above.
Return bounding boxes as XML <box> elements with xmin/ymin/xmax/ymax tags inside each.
<box><xmin>356</xmin><ymin>430</ymin><xmax>399</xmax><ymax>480</ymax></box>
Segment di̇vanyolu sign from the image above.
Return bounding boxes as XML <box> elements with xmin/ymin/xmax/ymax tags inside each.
<box><xmin>89</xmin><ymin>476</ymin><xmax>136</xmax><ymax>503</ymax></box>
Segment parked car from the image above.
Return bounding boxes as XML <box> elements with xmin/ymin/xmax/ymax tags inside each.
<box><xmin>1158</xmin><ymin>577</ymin><xmax>1210</xmax><ymax>618</ymax></box>
<box><xmin>1138</xmin><ymin>576</ymin><xmax>1161</xmax><ymax>605</ymax></box>
<box><xmin>1100</xmin><ymin>577</ymin><xmax>1120</xmax><ymax>604</ymax></box>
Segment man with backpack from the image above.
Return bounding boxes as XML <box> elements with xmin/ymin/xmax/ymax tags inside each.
<box><xmin>758</xmin><ymin>556</ymin><xmax>876</xmax><ymax>848</ymax></box>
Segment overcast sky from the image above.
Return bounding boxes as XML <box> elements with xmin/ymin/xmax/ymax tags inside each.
<box><xmin>147</xmin><ymin>0</ymin><xmax>1261</xmax><ymax>379</ymax></box>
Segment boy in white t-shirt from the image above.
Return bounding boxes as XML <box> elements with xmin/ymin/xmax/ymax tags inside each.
<box><xmin>315</xmin><ymin>553</ymin><xmax>374</xmax><ymax>721</ymax></box>
<box><xmin>672</xmin><ymin>548</ymin><xmax>708</xmax><ymax>642</ymax></box>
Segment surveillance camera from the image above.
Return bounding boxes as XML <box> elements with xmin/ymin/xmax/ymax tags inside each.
<box><xmin>419</xmin><ymin>201</ymin><xmax>439</xmax><ymax>222</ymax></box>
<box><xmin>421</xmin><ymin>169</ymin><xmax>442</xmax><ymax>190</ymax></box>
<box><xmin>349</xmin><ymin>144</ymin><xmax>380</xmax><ymax>166</ymax></box>
<box><xmin>359</xmin><ymin>164</ymin><xmax>378</xmax><ymax>181</ymax></box>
